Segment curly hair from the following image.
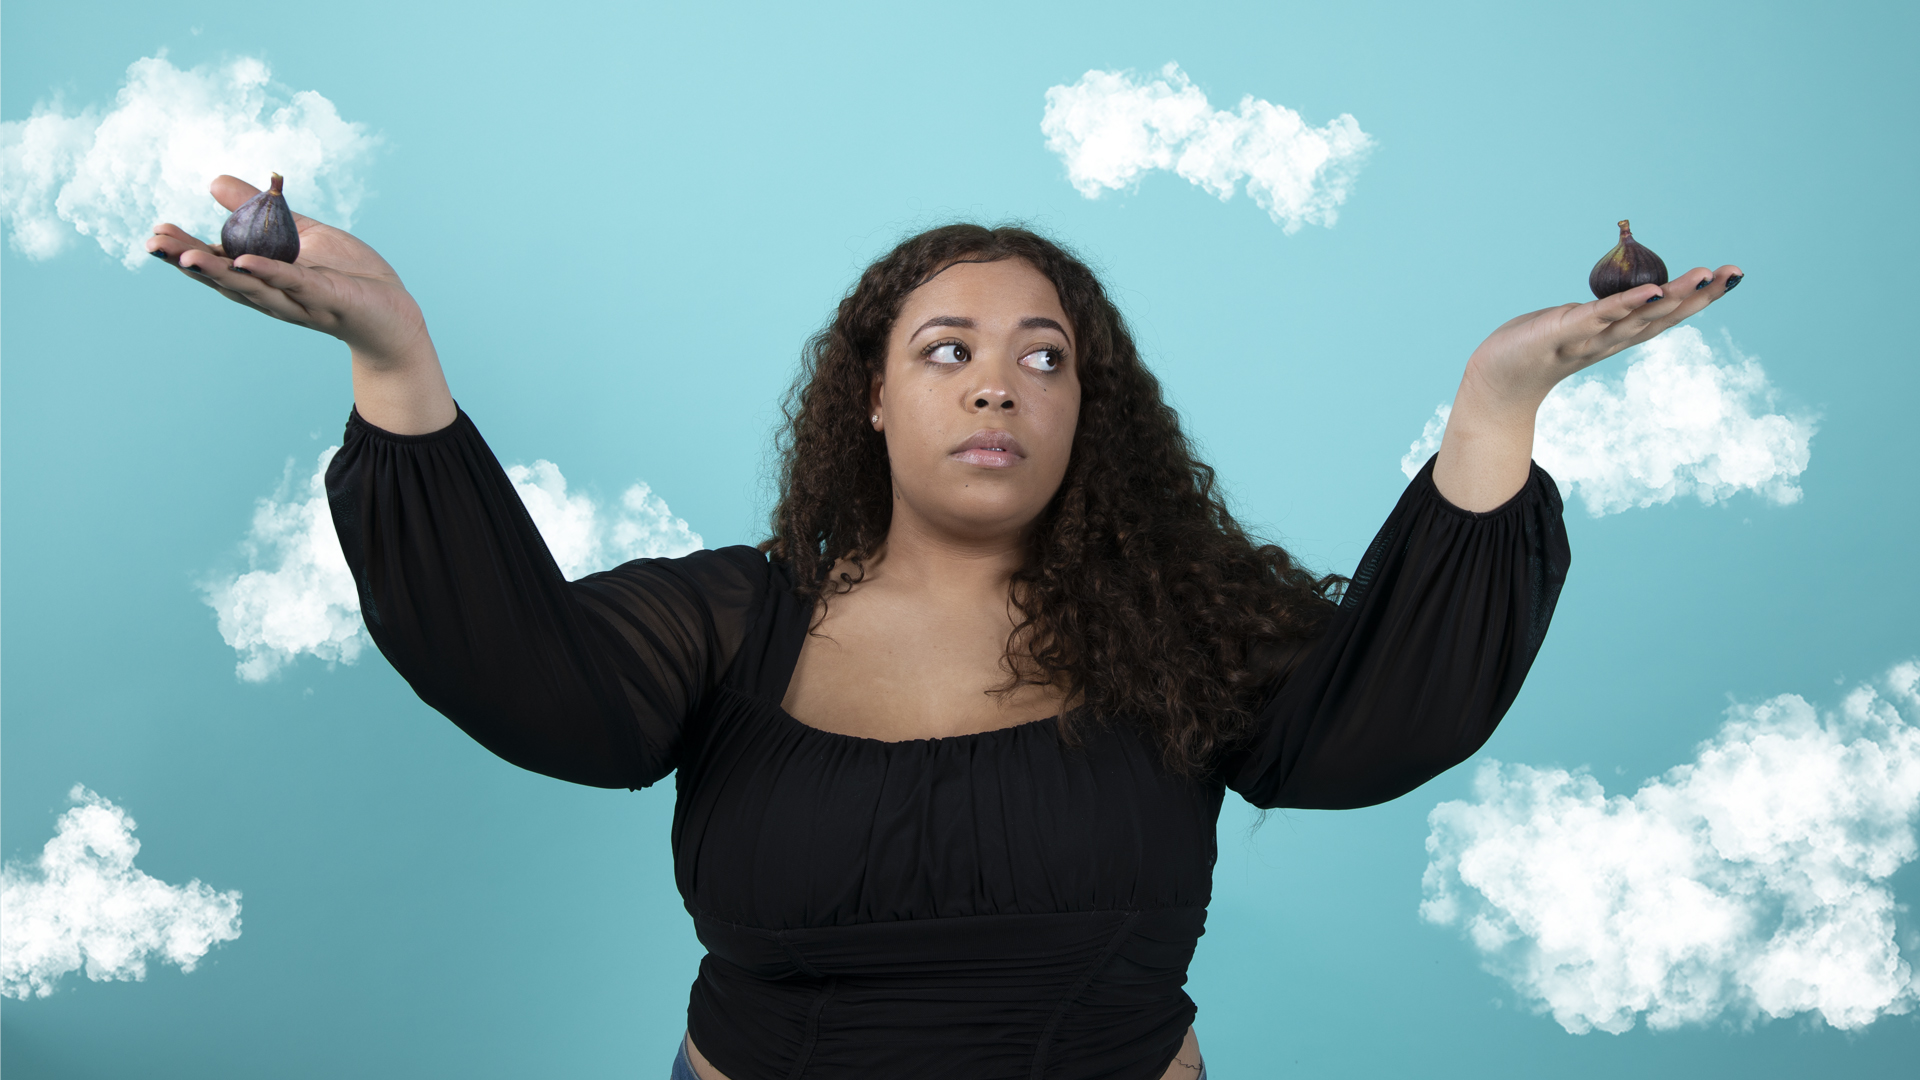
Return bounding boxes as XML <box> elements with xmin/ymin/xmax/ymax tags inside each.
<box><xmin>761</xmin><ymin>224</ymin><xmax>1344</xmax><ymax>775</ymax></box>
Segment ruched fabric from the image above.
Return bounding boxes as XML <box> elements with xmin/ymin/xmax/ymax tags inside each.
<box><xmin>690</xmin><ymin>908</ymin><xmax>1202</xmax><ymax>1080</ymax></box>
<box><xmin>327</xmin><ymin>407</ymin><xmax>1570</xmax><ymax>1080</ymax></box>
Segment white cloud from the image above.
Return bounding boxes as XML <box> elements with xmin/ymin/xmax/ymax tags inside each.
<box><xmin>504</xmin><ymin>461</ymin><xmax>704</xmax><ymax>579</ymax></box>
<box><xmin>205</xmin><ymin>447</ymin><xmax>366</xmax><ymax>682</ymax></box>
<box><xmin>1402</xmin><ymin>327</ymin><xmax>1816</xmax><ymax>516</ymax></box>
<box><xmin>1041</xmin><ymin>63</ymin><xmax>1373</xmax><ymax>233</ymax></box>
<box><xmin>205</xmin><ymin>448</ymin><xmax>703</xmax><ymax>681</ymax></box>
<box><xmin>1421</xmin><ymin>662</ymin><xmax>1920</xmax><ymax>1034</ymax></box>
<box><xmin>0</xmin><ymin>55</ymin><xmax>377</xmax><ymax>268</ymax></box>
<box><xmin>2</xmin><ymin>785</ymin><xmax>242</xmax><ymax>1000</ymax></box>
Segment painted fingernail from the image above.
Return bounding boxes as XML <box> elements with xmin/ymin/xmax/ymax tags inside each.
<box><xmin>186</xmin><ymin>264</ymin><xmax>205</xmax><ymax>274</ymax></box>
<box><xmin>1695</xmin><ymin>278</ymin><xmax>1710</xmax><ymax>290</ymax></box>
<box><xmin>1723</xmin><ymin>274</ymin><xmax>1743</xmax><ymax>293</ymax></box>
<box><xmin>231</xmin><ymin>266</ymin><xmax>252</xmax><ymax>275</ymax></box>
<box><xmin>1645</xmin><ymin>293</ymin><xmax>1664</xmax><ymax>304</ymax></box>
<box><xmin>148</xmin><ymin>249</ymin><xmax>166</xmax><ymax>260</ymax></box>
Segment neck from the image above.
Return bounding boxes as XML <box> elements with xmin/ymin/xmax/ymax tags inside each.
<box><xmin>865</xmin><ymin>507</ymin><xmax>1028</xmax><ymax>603</ymax></box>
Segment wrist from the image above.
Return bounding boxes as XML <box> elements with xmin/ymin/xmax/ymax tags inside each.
<box><xmin>1459</xmin><ymin>349</ymin><xmax>1551</xmax><ymax>417</ymax></box>
<box><xmin>347</xmin><ymin>314</ymin><xmax>437</xmax><ymax>373</ymax></box>
<box><xmin>339</xmin><ymin>285</ymin><xmax>433</xmax><ymax>367</ymax></box>
<box><xmin>1431</xmin><ymin>357</ymin><xmax>1543</xmax><ymax>512</ymax></box>
<box><xmin>1455</xmin><ymin>356</ymin><xmax>1547</xmax><ymax>432</ymax></box>
<box><xmin>349</xmin><ymin>326</ymin><xmax>456</xmax><ymax>436</ymax></box>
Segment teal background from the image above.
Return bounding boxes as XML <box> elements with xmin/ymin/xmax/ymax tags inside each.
<box><xmin>4</xmin><ymin>1</ymin><xmax>1916</xmax><ymax>1076</ymax></box>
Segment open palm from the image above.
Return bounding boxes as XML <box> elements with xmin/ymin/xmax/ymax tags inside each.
<box><xmin>1469</xmin><ymin>264</ymin><xmax>1745</xmax><ymax>403</ymax></box>
<box><xmin>146</xmin><ymin>175</ymin><xmax>430</xmax><ymax>368</ymax></box>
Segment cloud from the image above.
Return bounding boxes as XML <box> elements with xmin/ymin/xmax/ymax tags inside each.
<box><xmin>0</xmin><ymin>55</ymin><xmax>377</xmax><ymax>268</ymax></box>
<box><xmin>1041</xmin><ymin>62</ymin><xmax>1373</xmax><ymax>233</ymax></box>
<box><xmin>205</xmin><ymin>448</ymin><xmax>703</xmax><ymax>681</ymax></box>
<box><xmin>2</xmin><ymin>785</ymin><xmax>243</xmax><ymax>1000</ymax></box>
<box><xmin>504</xmin><ymin>461</ymin><xmax>704</xmax><ymax>580</ymax></box>
<box><xmin>1401</xmin><ymin>327</ymin><xmax>1816</xmax><ymax>516</ymax></box>
<box><xmin>205</xmin><ymin>447</ymin><xmax>366</xmax><ymax>682</ymax></box>
<box><xmin>1421</xmin><ymin>662</ymin><xmax>1920</xmax><ymax>1034</ymax></box>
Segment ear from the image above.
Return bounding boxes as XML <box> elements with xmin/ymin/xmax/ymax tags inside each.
<box><xmin>868</xmin><ymin>371</ymin><xmax>885</xmax><ymax>426</ymax></box>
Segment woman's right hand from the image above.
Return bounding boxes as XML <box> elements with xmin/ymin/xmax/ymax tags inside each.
<box><xmin>147</xmin><ymin>174</ymin><xmax>456</xmax><ymax>434</ymax></box>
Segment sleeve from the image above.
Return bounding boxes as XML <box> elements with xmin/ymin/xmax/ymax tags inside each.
<box><xmin>1224</xmin><ymin>455</ymin><xmax>1570</xmax><ymax>810</ymax></box>
<box><xmin>324</xmin><ymin>406</ymin><xmax>768</xmax><ymax>790</ymax></box>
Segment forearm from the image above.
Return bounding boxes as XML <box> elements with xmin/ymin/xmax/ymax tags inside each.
<box><xmin>1229</xmin><ymin>447</ymin><xmax>1571</xmax><ymax>810</ymax></box>
<box><xmin>325</xmin><ymin>409</ymin><xmax>660</xmax><ymax>788</ymax></box>
<box><xmin>1431</xmin><ymin>358</ymin><xmax>1546</xmax><ymax>512</ymax></box>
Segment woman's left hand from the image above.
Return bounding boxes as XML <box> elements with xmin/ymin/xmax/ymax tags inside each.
<box><xmin>1431</xmin><ymin>262</ymin><xmax>1745</xmax><ymax>512</ymax></box>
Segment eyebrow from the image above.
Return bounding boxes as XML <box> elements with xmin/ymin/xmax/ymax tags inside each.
<box><xmin>909</xmin><ymin>315</ymin><xmax>1072</xmax><ymax>342</ymax></box>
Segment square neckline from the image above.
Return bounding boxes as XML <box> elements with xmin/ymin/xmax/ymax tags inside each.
<box><xmin>748</xmin><ymin>555</ymin><xmax>1067</xmax><ymax>747</ymax></box>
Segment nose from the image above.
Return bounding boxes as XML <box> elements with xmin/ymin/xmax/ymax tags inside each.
<box><xmin>968</xmin><ymin>372</ymin><xmax>1017</xmax><ymax>414</ymax></box>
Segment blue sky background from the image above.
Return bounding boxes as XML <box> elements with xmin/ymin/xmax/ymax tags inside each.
<box><xmin>4</xmin><ymin>1</ymin><xmax>1917</xmax><ymax>1076</ymax></box>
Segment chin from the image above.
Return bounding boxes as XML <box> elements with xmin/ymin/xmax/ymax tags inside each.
<box><xmin>924</xmin><ymin>494</ymin><xmax>1049</xmax><ymax>540</ymax></box>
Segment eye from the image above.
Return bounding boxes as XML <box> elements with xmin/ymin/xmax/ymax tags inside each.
<box><xmin>925</xmin><ymin>341</ymin><xmax>970</xmax><ymax>365</ymax></box>
<box><xmin>1020</xmin><ymin>346</ymin><xmax>1064</xmax><ymax>373</ymax></box>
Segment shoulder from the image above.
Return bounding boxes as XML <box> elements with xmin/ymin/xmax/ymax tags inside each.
<box><xmin>673</xmin><ymin>544</ymin><xmax>776</xmax><ymax>583</ymax></box>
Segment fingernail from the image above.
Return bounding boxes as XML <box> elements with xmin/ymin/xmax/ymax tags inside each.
<box><xmin>1723</xmin><ymin>274</ymin><xmax>1743</xmax><ymax>293</ymax></box>
<box><xmin>231</xmin><ymin>266</ymin><xmax>252</xmax><ymax>275</ymax></box>
<box><xmin>1695</xmin><ymin>278</ymin><xmax>1710</xmax><ymax>291</ymax></box>
<box><xmin>186</xmin><ymin>264</ymin><xmax>205</xmax><ymax>274</ymax></box>
<box><xmin>1645</xmin><ymin>293</ymin><xmax>1664</xmax><ymax>304</ymax></box>
<box><xmin>148</xmin><ymin>250</ymin><xmax>166</xmax><ymax>260</ymax></box>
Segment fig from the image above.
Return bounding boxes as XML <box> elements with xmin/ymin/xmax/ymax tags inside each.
<box><xmin>220</xmin><ymin>173</ymin><xmax>300</xmax><ymax>263</ymax></box>
<box><xmin>1588</xmin><ymin>219</ymin><xmax>1667</xmax><ymax>299</ymax></box>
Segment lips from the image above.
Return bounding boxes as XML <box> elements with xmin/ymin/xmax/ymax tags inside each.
<box><xmin>950</xmin><ymin>429</ymin><xmax>1026</xmax><ymax>468</ymax></box>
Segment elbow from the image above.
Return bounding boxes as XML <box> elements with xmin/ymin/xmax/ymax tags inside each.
<box><xmin>1259</xmin><ymin>723</ymin><xmax>1500</xmax><ymax>811</ymax></box>
<box><xmin>408</xmin><ymin>680</ymin><xmax>657</xmax><ymax>791</ymax></box>
<box><xmin>1272</xmin><ymin>760</ymin><xmax>1456</xmax><ymax>811</ymax></box>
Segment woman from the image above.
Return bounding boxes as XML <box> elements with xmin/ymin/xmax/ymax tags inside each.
<box><xmin>150</xmin><ymin>177</ymin><xmax>1739</xmax><ymax>1080</ymax></box>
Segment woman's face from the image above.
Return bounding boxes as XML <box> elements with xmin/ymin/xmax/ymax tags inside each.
<box><xmin>871</xmin><ymin>258</ymin><xmax>1081</xmax><ymax>545</ymax></box>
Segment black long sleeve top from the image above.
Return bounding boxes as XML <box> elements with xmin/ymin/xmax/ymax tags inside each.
<box><xmin>326</xmin><ymin>407</ymin><xmax>1570</xmax><ymax>1080</ymax></box>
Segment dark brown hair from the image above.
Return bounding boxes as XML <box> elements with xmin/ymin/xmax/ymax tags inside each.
<box><xmin>762</xmin><ymin>224</ymin><xmax>1343</xmax><ymax>775</ymax></box>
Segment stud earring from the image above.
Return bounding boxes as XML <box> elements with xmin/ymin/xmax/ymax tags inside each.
<box><xmin>871</xmin><ymin>414</ymin><xmax>880</xmax><ymax>425</ymax></box>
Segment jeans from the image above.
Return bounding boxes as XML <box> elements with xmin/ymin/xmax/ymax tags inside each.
<box><xmin>670</xmin><ymin>1039</ymin><xmax>698</xmax><ymax>1080</ymax></box>
<box><xmin>670</xmin><ymin>1038</ymin><xmax>1206</xmax><ymax>1079</ymax></box>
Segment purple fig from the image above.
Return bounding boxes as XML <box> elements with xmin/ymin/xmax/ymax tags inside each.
<box><xmin>1588</xmin><ymin>219</ymin><xmax>1668</xmax><ymax>299</ymax></box>
<box><xmin>220</xmin><ymin>173</ymin><xmax>300</xmax><ymax>263</ymax></box>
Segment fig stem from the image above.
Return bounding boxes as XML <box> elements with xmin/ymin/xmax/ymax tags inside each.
<box><xmin>1618</xmin><ymin>219</ymin><xmax>1633</xmax><ymax>239</ymax></box>
<box><xmin>269</xmin><ymin>173</ymin><xmax>284</xmax><ymax>196</ymax></box>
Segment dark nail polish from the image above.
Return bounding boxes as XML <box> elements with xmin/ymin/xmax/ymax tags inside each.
<box><xmin>1645</xmin><ymin>293</ymin><xmax>1664</xmax><ymax>304</ymax></box>
<box><xmin>186</xmin><ymin>264</ymin><xmax>205</xmax><ymax>274</ymax></box>
<box><xmin>148</xmin><ymin>250</ymin><xmax>166</xmax><ymax>260</ymax></box>
<box><xmin>1695</xmin><ymin>278</ymin><xmax>1710</xmax><ymax>290</ymax></box>
<box><xmin>1724</xmin><ymin>274</ymin><xmax>1743</xmax><ymax>293</ymax></box>
<box><xmin>231</xmin><ymin>266</ymin><xmax>252</xmax><ymax>275</ymax></box>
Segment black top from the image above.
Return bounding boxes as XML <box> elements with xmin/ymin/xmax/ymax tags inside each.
<box><xmin>326</xmin><ymin>408</ymin><xmax>1569</xmax><ymax>1080</ymax></box>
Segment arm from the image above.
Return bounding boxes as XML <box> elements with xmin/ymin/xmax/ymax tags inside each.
<box><xmin>152</xmin><ymin>178</ymin><xmax>757</xmax><ymax>786</ymax></box>
<box><xmin>1433</xmin><ymin>263</ymin><xmax>1745</xmax><ymax>511</ymax></box>
<box><xmin>326</xmin><ymin>410</ymin><xmax>765</xmax><ymax>787</ymax></box>
<box><xmin>1225</xmin><ymin>264</ymin><xmax>1745</xmax><ymax>807</ymax></box>
<box><xmin>1227</xmin><ymin>457</ymin><xmax>1570</xmax><ymax>811</ymax></box>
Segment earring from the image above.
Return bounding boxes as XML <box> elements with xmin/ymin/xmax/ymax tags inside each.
<box><xmin>871</xmin><ymin>414</ymin><xmax>880</xmax><ymax>426</ymax></box>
